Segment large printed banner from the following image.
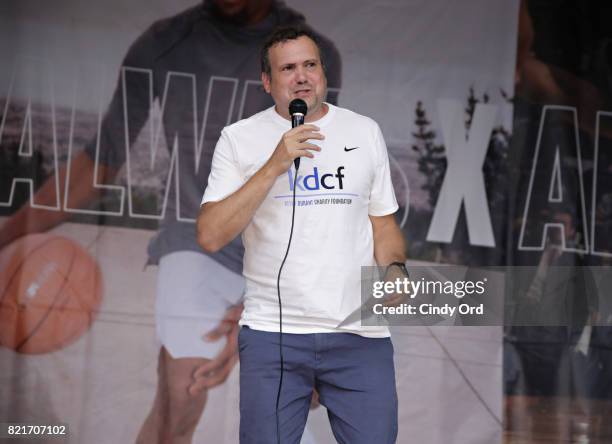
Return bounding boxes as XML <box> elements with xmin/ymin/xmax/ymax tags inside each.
<box><xmin>14</xmin><ymin>0</ymin><xmax>610</xmax><ymax>442</ymax></box>
<box><xmin>504</xmin><ymin>2</ymin><xmax>612</xmax><ymax>441</ymax></box>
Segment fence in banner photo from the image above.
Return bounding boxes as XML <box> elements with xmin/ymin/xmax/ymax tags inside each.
<box><xmin>1</xmin><ymin>0</ymin><xmax>612</xmax><ymax>443</ymax></box>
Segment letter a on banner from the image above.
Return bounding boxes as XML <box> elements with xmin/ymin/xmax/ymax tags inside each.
<box><xmin>426</xmin><ymin>99</ymin><xmax>496</xmax><ymax>247</ymax></box>
<box><xmin>518</xmin><ymin>106</ymin><xmax>589</xmax><ymax>253</ymax></box>
<box><xmin>0</xmin><ymin>56</ymin><xmax>60</xmax><ymax>210</ymax></box>
<box><xmin>591</xmin><ymin>111</ymin><xmax>612</xmax><ymax>256</ymax></box>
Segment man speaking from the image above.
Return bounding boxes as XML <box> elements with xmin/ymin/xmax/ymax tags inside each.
<box><xmin>197</xmin><ymin>26</ymin><xmax>406</xmax><ymax>443</ymax></box>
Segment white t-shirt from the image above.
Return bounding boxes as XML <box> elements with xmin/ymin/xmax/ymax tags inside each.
<box><xmin>202</xmin><ymin>103</ymin><xmax>398</xmax><ymax>337</ymax></box>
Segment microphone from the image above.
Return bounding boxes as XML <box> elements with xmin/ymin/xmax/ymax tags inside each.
<box><xmin>289</xmin><ymin>99</ymin><xmax>308</xmax><ymax>170</ymax></box>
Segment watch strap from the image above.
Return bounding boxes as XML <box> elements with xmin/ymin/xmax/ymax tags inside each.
<box><xmin>386</xmin><ymin>261</ymin><xmax>409</xmax><ymax>277</ymax></box>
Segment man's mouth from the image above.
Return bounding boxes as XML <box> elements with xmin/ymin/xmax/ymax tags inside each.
<box><xmin>294</xmin><ymin>89</ymin><xmax>311</xmax><ymax>97</ymax></box>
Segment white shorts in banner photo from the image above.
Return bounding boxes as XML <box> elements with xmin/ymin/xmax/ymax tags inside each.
<box><xmin>155</xmin><ymin>251</ymin><xmax>245</xmax><ymax>359</ymax></box>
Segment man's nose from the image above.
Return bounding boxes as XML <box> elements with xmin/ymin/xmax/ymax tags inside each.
<box><xmin>294</xmin><ymin>66</ymin><xmax>308</xmax><ymax>82</ymax></box>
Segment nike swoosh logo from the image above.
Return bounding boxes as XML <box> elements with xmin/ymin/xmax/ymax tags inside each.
<box><xmin>344</xmin><ymin>146</ymin><xmax>359</xmax><ymax>152</ymax></box>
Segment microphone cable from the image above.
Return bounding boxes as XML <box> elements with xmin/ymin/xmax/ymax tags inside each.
<box><xmin>275</xmin><ymin>99</ymin><xmax>306</xmax><ymax>443</ymax></box>
<box><xmin>274</xmin><ymin>163</ymin><xmax>299</xmax><ymax>444</ymax></box>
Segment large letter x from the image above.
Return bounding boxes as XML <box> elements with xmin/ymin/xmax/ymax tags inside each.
<box><xmin>426</xmin><ymin>99</ymin><xmax>496</xmax><ymax>247</ymax></box>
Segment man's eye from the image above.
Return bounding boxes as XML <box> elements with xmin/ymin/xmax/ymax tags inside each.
<box><xmin>282</xmin><ymin>66</ymin><xmax>293</xmax><ymax>71</ymax></box>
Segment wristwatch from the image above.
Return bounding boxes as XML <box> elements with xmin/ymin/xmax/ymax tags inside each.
<box><xmin>386</xmin><ymin>261</ymin><xmax>409</xmax><ymax>278</ymax></box>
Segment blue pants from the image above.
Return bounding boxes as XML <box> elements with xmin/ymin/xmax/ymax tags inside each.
<box><xmin>238</xmin><ymin>326</ymin><xmax>398</xmax><ymax>443</ymax></box>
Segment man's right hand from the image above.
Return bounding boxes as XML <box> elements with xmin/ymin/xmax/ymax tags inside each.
<box><xmin>265</xmin><ymin>124</ymin><xmax>324</xmax><ymax>176</ymax></box>
<box><xmin>197</xmin><ymin>124</ymin><xmax>324</xmax><ymax>253</ymax></box>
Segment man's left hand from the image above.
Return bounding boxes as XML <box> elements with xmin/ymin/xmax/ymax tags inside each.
<box><xmin>188</xmin><ymin>303</ymin><xmax>244</xmax><ymax>395</ymax></box>
<box><xmin>382</xmin><ymin>264</ymin><xmax>410</xmax><ymax>307</ymax></box>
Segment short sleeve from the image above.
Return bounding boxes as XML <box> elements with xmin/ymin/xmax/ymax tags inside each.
<box><xmin>83</xmin><ymin>29</ymin><xmax>157</xmax><ymax>168</ymax></box>
<box><xmin>201</xmin><ymin>129</ymin><xmax>245</xmax><ymax>204</ymax></box>
<box><xmin>368</xmin><ymin>124</ymin><xmax>399</xmax><ymax>216</ymax></box>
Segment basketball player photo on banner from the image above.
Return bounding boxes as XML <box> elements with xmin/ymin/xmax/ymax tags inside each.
<box><xmin>0</xmin><ymin>1</ymin><xmax>522</xmax><ymax>443</ymax></box>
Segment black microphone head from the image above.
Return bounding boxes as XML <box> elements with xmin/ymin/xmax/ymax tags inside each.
<box><xmin>289</xmin><ymin>98</ymin><xmax>308</xmax><ymax>117</ymax></box>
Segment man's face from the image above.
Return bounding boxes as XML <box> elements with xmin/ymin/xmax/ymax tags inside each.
<box><xmin>262</xmin><ymin>36</ymin><xmax>327</xmax><ymax>121</ymax></box>
<box><xmin>212</xmin><ymin>0</ymin><xmax>250</xmax><ymax>17</ymax></box>
<box><xmin>211</xmin><ymin>0</ymin><xmax>270</xmax><ymax>24</ymax></box>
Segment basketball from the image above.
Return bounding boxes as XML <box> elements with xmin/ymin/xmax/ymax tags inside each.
<box><xmin>0</xmin><ymin>233</ymin><xmax>103</xmax><ymax>354</ymax></box>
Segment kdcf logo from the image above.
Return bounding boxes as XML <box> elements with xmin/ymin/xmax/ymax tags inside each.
<box><xmin>287</xmin><ymin>166</ymin><xmax>345</xmax><ymax>191</ymax></box>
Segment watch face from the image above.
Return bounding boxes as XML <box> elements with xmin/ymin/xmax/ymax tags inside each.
<box><xmin>387</xmin><ymin>262</ymin><xmax>409</xmax><ymax>277</ymax></box>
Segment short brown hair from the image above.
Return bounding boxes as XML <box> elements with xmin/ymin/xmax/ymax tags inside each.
<box><xmin>260</xmin><ymin>26</ymin><xmax>325</xmax><ymax>77</ymax></box>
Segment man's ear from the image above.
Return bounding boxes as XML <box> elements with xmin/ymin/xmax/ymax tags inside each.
<box><xmin>261</xmin><ymin>72</ymin><xmax>271</xmax><ymax>94</ymax></box>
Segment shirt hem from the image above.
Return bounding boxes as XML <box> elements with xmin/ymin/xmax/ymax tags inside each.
<box><xmin>238</xmin><ymin>319</ymin><xmax>390</xmax><ymax>338</ymax></box>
